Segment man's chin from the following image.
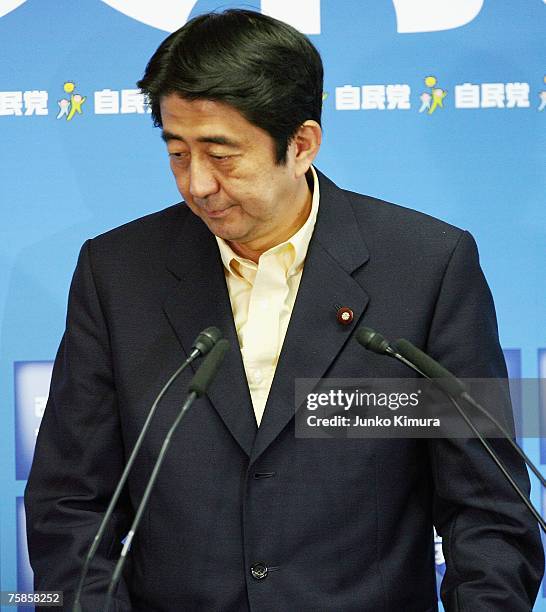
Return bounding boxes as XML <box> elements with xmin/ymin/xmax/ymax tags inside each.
<box><xmin>205</xmin><ymin>219</ymin><xmax>247</xmax><ymax>243</ymax></box>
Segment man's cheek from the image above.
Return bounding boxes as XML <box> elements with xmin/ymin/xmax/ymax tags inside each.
<box><xmin>175</xmin><ymin>177</ymin><xmax>191</xmax><ymax>201</ymax></box>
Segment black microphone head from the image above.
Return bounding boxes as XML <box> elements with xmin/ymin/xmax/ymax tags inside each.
<box><xmin>189</xmin><ymin>339</ymin><xmax>229</xmax><ymax>397</ymax></box>
<box><xmin>192</xmin><ymin>326</ymin><xmax>222</xmax><ymax>356</ymax></box>
<box><xmin>356</xmin><ymin>327</ymin><xmax>392</xmax><ymax>355</ymax></box>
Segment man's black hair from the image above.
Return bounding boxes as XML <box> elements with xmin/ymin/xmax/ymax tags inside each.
<box><xmin>137</xmin><ymin>9</ymin><xmax>323</xmax><ymax>164</ymax></box>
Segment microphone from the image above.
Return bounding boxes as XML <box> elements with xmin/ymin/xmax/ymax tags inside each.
<box><xmin>355</xmin><ymin>327</ymin><xmax>546</xmax><ymax>533</ymax></box>
<box><xmin>102</xmin><ymin>339</ymin><xmax>230</xmax><ymax>612</ymax></box>
<box><xmin>189</xmin><ymin>326</ymin><xmax>223</xmax><ymax>359</ymax></box>
<box><xmin>356</xmin><ymin>327</ymin><xmax>467</xmax><ymax>398</ymax></box>
<box><xmin>390</xmin><ymin>337</ymin><xmax>546</xmax><ymax>491</ymax></box>
<box><xmin>189</xmin><ymin>338</ymin><xmax>230</xmax><ymax>396</ymax></box>
<box><xmin>355</xmin><ymin>327</ymin><xmax>393</xmax><ymax>356</ymax></box>
<box><xmin>392</xmin><ymin>338</ymin><xmax>468</xmax><ymax>398</ymax></box>
<box><xmin>73</xmin><ymin>327</ymin><xmax>222</xmax><ymax>612</ymax></box>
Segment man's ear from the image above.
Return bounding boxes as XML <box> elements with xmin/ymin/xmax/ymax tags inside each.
<box><xmin>292</xmin><ymin>120</ymin><xmax>322</xmax><ymax>178</ymax></box>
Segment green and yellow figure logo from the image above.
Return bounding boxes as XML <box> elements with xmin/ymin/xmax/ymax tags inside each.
<box><xmin>539</xmin><ymin>76</ymin><xmax>546</xmax><ymax>112</ymax></box>
<box><xmin>419</xmin><ymin>76</ymin><xmax>447</xmax><ymax>115</ymax></box>
<box><xmin>57</xmin><ymin>81</ymin><xmax>86</xmax><ymax>121</ymax></box>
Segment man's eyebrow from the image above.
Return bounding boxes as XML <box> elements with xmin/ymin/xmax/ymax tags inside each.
<box><xmin>198</xmin><ymin>135</ymin><xmax>241</xmax><ymax>147</ymax></box>
<box><xmin>161</xmin><ymin>131</ymin><xmax>241</xmax><ymax>147</ymax></box>
<box><xmin>161</xmin><ymin>130</ymin><xmax>184</xmax><ymax>143</ymax></box>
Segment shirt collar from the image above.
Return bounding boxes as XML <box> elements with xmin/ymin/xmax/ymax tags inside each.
<box><xmin>215</xmin><ymin>165</ymin><xmax>320</xmax><ymax>281</ymax></box>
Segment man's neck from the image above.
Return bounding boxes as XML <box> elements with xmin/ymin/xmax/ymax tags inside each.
<box><xmin>228</xmin><ymin>176</ymin><xmax>313</xmax><ymax>263</ymax></box>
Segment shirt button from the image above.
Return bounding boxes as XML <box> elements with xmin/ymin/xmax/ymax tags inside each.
<box><xmin>260</xmin><ymin>299</ymin><xmax>269</xmax><ymax>310</ymax></box>
<box><xmin>250</xmin><ymin>562</ymin><xmax>268</xmax><ymax>580</ymax></box>
<box><xmin>253</xmin><ymin>369</ymin><xmax>263</xmax><ymax>383</ymax></box>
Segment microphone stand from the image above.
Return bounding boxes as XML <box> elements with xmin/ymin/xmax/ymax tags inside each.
<box><xmin>73</xmin><ymin>327</ymin><xmax>221</xmax><ymax>612</ymax></box>
<box><xmin>102</xmin><ymin>391</ymin><xmax>197</xmax><ymax>612</ymax></box>
<box><xmin>389</xmin><ymin>343</ymin><xmax>546</xmax><ymax>533</ymax></box>
<box><xmin>102</xmin><ymin>339</ymin><xmax>229</xmax><ymax>612</ymax></box>
<box><xmin>356</xmin><ymin>327</ymin><xmax>546</xmax><ymax>533</ymax></box>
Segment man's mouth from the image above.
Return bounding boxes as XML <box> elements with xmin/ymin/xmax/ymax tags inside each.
<box><xmin>205</xmin><ymin>206</ymin><xmax>233</xmax><ymax>218</ymax></box>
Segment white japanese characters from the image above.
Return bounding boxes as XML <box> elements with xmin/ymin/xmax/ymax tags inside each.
<box><xmin>0</xmin><ymin>81</ymin><xmax>540</xmax><ymax>117</ymax></box>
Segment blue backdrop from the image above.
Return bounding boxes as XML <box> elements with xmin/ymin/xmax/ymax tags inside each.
<box><xmin>1</xmin><ymin>1</ymin><xmax>544</xmax><ymax>609</ymax></box>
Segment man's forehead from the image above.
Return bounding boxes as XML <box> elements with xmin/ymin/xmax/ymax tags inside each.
<box><xmin>159</xmin><ymin>94</ymin><xmax>254</xmax><ymax>145</ymax></box>
<box><xmin>160</xmin><ymin>94</ymin><xmax>244</xmax><ymax>122</ymax></box>
<box><xmin>160</xmin><ymin>94</ymin><xmax>274</xmax><ymax>149</ymax></box>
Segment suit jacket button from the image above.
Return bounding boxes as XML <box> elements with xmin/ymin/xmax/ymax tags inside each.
<box><xmin>250</xmin><ymin>562</ymin><xmax>268</xmax><ymax>580</ymax></box>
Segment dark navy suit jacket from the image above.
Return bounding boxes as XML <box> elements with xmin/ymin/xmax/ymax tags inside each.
<box><xmin>25</xmin><ymin>170</ymin><xmax>543</xmax><ymax>611</ymax></box>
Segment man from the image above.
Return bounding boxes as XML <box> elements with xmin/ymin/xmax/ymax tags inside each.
<box><xmin>25</xmin><ymin>9</ymin><xmax>543</xmax><ymax>611</ymax></box>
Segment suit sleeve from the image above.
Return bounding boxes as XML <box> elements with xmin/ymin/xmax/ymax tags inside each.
<box><xmin>426</xmin><ymin>230</ymin><xmax>544</xmax><ymax>611</ymax></box>
<box><xmin>24</xmin><ymin>240</ymin><xmax>133</xmax><ymax>612</ymax></box>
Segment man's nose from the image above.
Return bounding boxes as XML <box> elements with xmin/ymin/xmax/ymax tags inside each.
<box><xmin>189</xmin><ymin>159</ymin><xmax>219</xmax><ymax>199</ymax></box>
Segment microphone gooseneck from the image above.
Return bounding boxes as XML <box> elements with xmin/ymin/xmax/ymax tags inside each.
<box><xmin>355</xmin><ymin>326</ymin><xmax>546</xmax><ymax>533</ymax></box>
<box><xmin>73</xmin><ymin>327</ymin><xmax>222</xmax><ymax>612</ymax></box>
<box><xmin>102</xmin><ymin>339</ymin><xmax>230</xmax><ymax>612</ymax></box>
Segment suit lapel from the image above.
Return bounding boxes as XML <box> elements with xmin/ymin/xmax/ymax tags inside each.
<box><xmin>250</xmin><ymin>172</ymin><xmax>370</xmax><ymax>464</ymax></box>
<box><xmin>162</xmin><ymin>171</ymin><xmax>371</xmax><ymax>463</ymax></box>
<box><xmin>163</xmin><ymin>209</ymin><xmax>257</xmax><ymax>456</ymax></box>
